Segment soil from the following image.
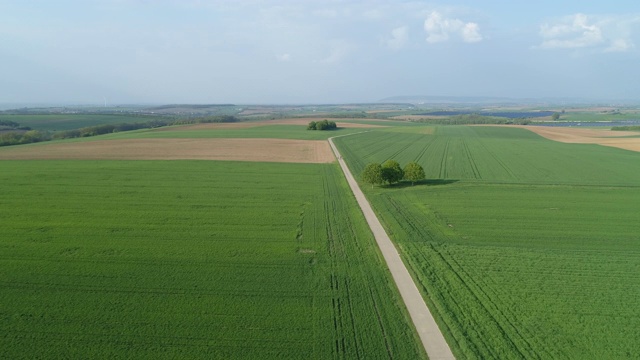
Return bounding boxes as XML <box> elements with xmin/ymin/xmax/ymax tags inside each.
<box><xmin>0</xmin><ymin>138</ymin><xmax>336</xmax><ymax>163</ymax></box>
<box><xmin>513</xmin><ymin>125</ymin><xmax>640</xmax><ymax>152</ymax></box>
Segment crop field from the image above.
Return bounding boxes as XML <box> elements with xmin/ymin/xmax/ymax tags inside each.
<box><xmin>152</xmin><ymin>119</ymin><xmax>388</xmax><ymax>131</ymax></box>
<box><xmin>417</xmin><ymin>110</ymin><xmax>555</xmax><ymax>118</ymax></box>
<box><xmin>0</xmin><ymin>114</ymin><xmax>155</xmax><ymax>131</ymax></box>
<box><xmin>559</xmin><ymin>111</ymin><xmax>640</xmax><ymax>123</ymax></box>
<box><xmin>514</xmin><ymin>125</ymin><xmax>640</xmax><ymax>152</ymax></box>
<box><xmin>99</xmin><ymin>124</ymin><xmax>374</xmax><ymax>141</ymax></box>
<box><xmin>0</xmin><ymin>138</ymin><xmax>336</xmax><ymax>163</ymax></box>
<box><xmin>334</xmin><ymin>126</ymin><xmax>640</xmax><ymax>359</ymax></box>
<box><xmin>336</xmin><ymin>126</ymin><xmax>640</xmax><ymax>185</ymax></box>
<box><xmin>0</xmin><ymin>160</ymin><xmax>426</xmax><ymax>359</ymax></box>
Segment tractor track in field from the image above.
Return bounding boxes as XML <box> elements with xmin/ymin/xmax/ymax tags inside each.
<box><xmin>328</xmin><ymin>134</ymin><xmax>455</xmax><ymax>360</ymax></box>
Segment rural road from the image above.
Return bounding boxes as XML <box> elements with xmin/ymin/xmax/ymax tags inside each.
<box><xmin>328</xmin><ymin>135</ymin><xmax>455</xmax><ymax>360</ymax></box>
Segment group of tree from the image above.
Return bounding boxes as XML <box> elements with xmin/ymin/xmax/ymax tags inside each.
<box><xmin>361</xmin><ymin>160</ymin><xmax>426</xmax><ymax>187</ymax></box>
<box><xmin>307</xmin><ymin>119</ymin><xmax>337</xmax><ymax>130</ymax></box>
<box><xmin>0</xmin><ymin>120</ymin><xmax>30</xmax><ymax>130</ymax></box>
<box><xmin>0</xmin><ymin>130</ymin><xmax>50</xmax><ymax>147</ymax></box>
<box><xmin>612</xmin><ymin>125</ymin><xmax>640</xmax><ymax>131</ymax></box>
<box><xmin>0</xmin><ymin>115</ymin><xmax>240</xmax><ymax>147</ymax></box>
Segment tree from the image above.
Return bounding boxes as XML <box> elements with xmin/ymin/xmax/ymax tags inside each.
<box><xmin>403</xmin><ymin>162</ymin><xmax>425</xmax><ymax>185</ymax></box>
<box><xmin>361</xmin><ymin>163</ymin><xmax>383</xmax><ymax>188</ymax></box>
<box><xmin>551</xmin><ymin>112</ymin><xmax>560</xmax><ymax>121</ymax></box>
<box><xmin>20</xmin><ymin>130</ymin><xmax>48</xmax><ymax>144</ymax></box>
<box><xmin>316</xmin><ymin>120</ymin><xmax>328</xmax><ymax>130</ymax></box>
<box><xmin>307</xmin><ymin>121</ymin><xmax>317</xmax><ymax>130</ymax></box>
<box><xmin>381</xmin><ymin>159</ymin><xmax>403</xmax><ymax>184</ymax></box>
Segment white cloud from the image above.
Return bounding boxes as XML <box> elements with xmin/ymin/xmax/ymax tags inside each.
<box><xmin>384</xmin><ymin>26</ymin><xmax>409</xmax><ymax>50</ymax></box>
<box><xmin>537</xmin><ymin>13</ymin><xmax>640</xmax><ymax>53</ymax></box>
<box><xmin>424</xmin><ymin>11</ymin><xmax>483</xmax><ymax>44</ymax></box>
<box><xmin>605</xmin><ymin>39</ymin><xmax>634</xmax><ymax>52</ymax></box>
<box><xmin>462</xmin><ymin>22</ymin><xmax>482</xmax><ymax>43</ymax></box>
<box><xmin>539</xmin><ymin>13</ymin><xmax>603</xmax><ymax>49</ymax></box>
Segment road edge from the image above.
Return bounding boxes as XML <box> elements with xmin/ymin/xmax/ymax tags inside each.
<box><xmin>328</xmin><ymin>134</ymin><xmax>455</xmax><ymax>360</ymax></box>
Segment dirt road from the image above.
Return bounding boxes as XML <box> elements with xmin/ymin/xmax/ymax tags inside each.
<box><xmin>328</xmin><ymin>135</ymin><xmax>455</xmax><ymax>360</ymax></box>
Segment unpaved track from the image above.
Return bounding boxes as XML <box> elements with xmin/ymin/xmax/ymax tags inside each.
<box><xmin>328</xmin><ymin>135</ymin><xmax>455</xmax><ymax>360</ymax></box>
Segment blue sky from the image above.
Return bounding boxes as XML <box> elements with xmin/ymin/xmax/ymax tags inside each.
<box><xmin>2</xmin><ymin>0</ymin><xmax>640</xmax><ymax>104</ymax></box>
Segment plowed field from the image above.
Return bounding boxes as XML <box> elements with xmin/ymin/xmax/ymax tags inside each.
<box><xmin>512</xmin><ymin>125</ymin><xmax>640</xmax><ymax>152</ymax></box>
<box><xmin>0</xmin><ymin>138</ymin><xmax>335</xmax><ymax>163</ymax></box>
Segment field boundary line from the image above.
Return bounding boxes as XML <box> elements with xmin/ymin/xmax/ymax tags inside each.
<box><xmin>328</xmin><ymin>133</ymin><xmax>455</xmax><ymax>360</ymax></box>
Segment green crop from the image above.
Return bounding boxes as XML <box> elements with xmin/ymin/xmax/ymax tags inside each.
<box><xmin>0</xmin><ymin>114</ymin><xmax>157</xmax><ymax>131</ymax></box>
<box><xmin>100</xmin><ymin>125</ymin><xmax>368</xmax><ymax>141</ymax></box>
<box><xmin>335</xmin><ymin>125</ymin><xmax>640</xmax><ymax>359</ymax></box>
<box><xmin>335</xmin><ymin>126</ymin><xmax>640</xmax><ymax>186</ymax></box>
<box><xmin>0</xmin><ymin>160</ymin><xmax>426</xmax><ymax>359</ymax></box>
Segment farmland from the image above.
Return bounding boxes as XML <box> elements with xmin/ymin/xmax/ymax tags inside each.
<box><xmin>336</xmin><ymin>126</ymin><xmax>640</xmax><ymax>185</ymax></box>
<box><xmin>416</xmin><ymin>110</ymin><xmax>555</xmax><ymax>118</ymax></box>
<box><xmin>334</xmin><ymin>125</ymin><xmax>640</xmax><ymax>358</ymax></box>
<box><xmin>101</xmin><ymin>124</ymin><xmax>371</xmax><ymax>141</ymax></box>
<box><xmin>4</xmin><ymin>117</ymin><xmax>640</xmax><ymax>359</ymax></box>
<box><xmin>0</xmin><ymin>114</ymin><xmax>158</xmax><ymax>131</ymax></box>
<box><xmin>0</xmin><ymin>158</ymin><xmax>425</xmax><ymax>358</ymax></box>
<box><xmin>0</xmin><ymin>138</ymin><xmax>336</xmax><ymax>163</ymax></box>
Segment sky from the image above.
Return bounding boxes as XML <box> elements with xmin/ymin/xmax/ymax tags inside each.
<box><xmin>2</xmin><ymin>0</ymin><xmax>640</xmax><ymax>104</ymax></box>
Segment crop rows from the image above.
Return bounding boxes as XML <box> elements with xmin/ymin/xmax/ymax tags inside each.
<box><xmin>335</xmin><ymin>125</ymin><xmax>640</xmax><ymax>358</ymax></box>
<box><xmin>0</xmin><ymin>160</ymin><xmax>425</xmax><ymax>359</ymax></box>
<box><xmin>335</xmin><ymin>126</ymin><xmax>640</xmax><ymax>186</ymax></box>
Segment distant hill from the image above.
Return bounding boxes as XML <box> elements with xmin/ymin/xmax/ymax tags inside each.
<box><xmin>378</xmin><ymin>96</ymin><xmax>517</xmax><ymax>104</ymax></box>
<box><xmin>378</xmin><ymin>95</ymin><xmax>639</xmax><ymax>106</ymax></box>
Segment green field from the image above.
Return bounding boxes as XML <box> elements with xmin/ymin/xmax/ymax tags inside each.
<box><xmin>0</xmin><ymin>114</ymin><xmax>157</xmax><ymax>131</ymax></box>
<box><xmin>6</xmin><ymin>119</ymin><xmax>639</xmax><ymax>359</ymax></box>
<box><xmin>558</xmin><ymin>111</ymin><xmax>640</xmax><ymax>123</ymax></box>
<box><xmin>98</xmin><ymin>119</ymin><xmax>418</xmax><ymax>141</ymax></box>
<box><xmin>100</xmin><ymin>125</ymin><xmax>370</xmax><ymax>141</ymax></box>
<box><xmin>337</xmin><ymin>126</ymin><xmax>640</xmax><ymax>186</ymax></box>
<box><xmin>334</xmin><ymin>126</ymin><xmax>640</xmax><ymax>358</ymax></box>
<box><xmin>0</xmin><ymin>160</ymin><xmax>426</xmax><ymax>359</ymax></box>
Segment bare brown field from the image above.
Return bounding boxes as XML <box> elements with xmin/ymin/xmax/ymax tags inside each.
<box><xmin>0</xmin><ymin>138</ymin><xmax>336</xmax><ymax>163</ymax></box>
<box><xmin>497</xmin><ymin>125</ymin><xmax>640</xmax><ymax>152</ymax></box>
<box><xmin>154</xmin><ymin>118</ymin><xmax>387</xmax><ymax>132</ymax></box>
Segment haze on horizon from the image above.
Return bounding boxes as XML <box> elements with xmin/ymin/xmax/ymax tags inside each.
<box><xmin>2</xmin><ymin>0</ymin><xmax>640</xmax><ymax>105</ymax></box>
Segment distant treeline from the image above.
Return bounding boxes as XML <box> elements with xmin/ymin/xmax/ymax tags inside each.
<box><xmin>0</xmin><ymin>115</ymin><xmax>238</xmax><ymax>147</ymax></box>
<box><xmin>0</xmin><ymin>120</ymin><xmax>31</xmax><ymax>130</ymax></box>
<box><xmin>303</xmin><ymin>112</ymin><xmax>368</xmax><ymax>119</ymax></box>
<box><xmin>414</xmin><ymin>114</ymin><xmax>532</xmax><ymax>125</ymax></box>
<box><xmin>147</xmin><ymin>104</ymin><xmax>235</xmax><ymax>110</ymax></box>
<box><xmin>611</xmin><ymin>125</ymin><xmax>640</xmax><ymax>131</ymax></box>
<box><xmin>417</xmin><ymin>110</ymin><xmax>554</xmax><ymax>119</ymax></box>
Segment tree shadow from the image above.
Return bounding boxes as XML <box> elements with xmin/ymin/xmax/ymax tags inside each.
<box><xmin>382</xmin><ymin>179</ymin><xmax>459</xmax><ymax>189</ymax></box>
